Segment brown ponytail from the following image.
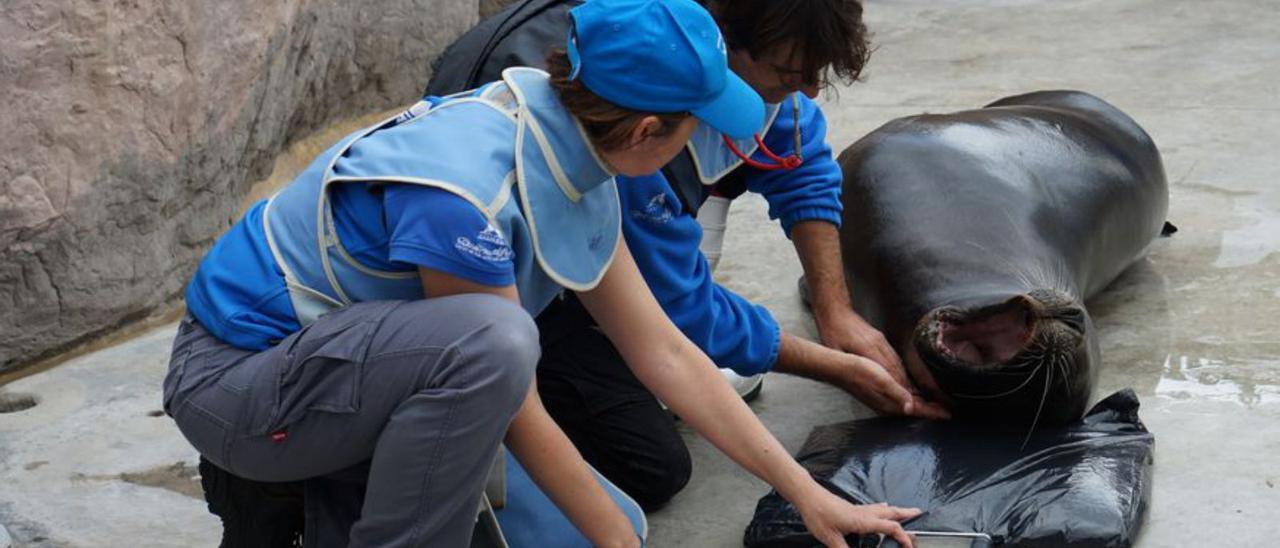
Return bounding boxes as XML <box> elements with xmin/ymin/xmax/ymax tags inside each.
<box><xmin>546</xmin><ymin>49</ymin><xmax>691</xmax><ymax>152</ymax></box>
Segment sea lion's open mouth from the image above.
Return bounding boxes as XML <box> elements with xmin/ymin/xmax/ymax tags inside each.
<box><xmin>909</xmin><ymin>291</ymin><xmax>1094</xmax><ymax>423</ymax></box>
<box><xmin>936</xmin><ymin>305</ymin><xmax>1034</xmax><ymax>365</ymax></box>
<box><xmin>923</xmin><ymin>296</ymin><xmax>1040</xmax><ymax>368</ymax></box>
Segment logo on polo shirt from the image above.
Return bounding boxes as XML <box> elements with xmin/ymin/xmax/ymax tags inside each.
<box><xmin>476</xmin><ymin>225</ymin><xmax>507</xmax><ymax>246</ymax></box>
<box><xmin>455</xmin><ymin>223</ymin><xmax>514</xmax><ymax>262</ymax></box>
<box><xmin>631</xmin><ymin>193</ymin><xmax>675</xmax><ymax>225</ymax></box>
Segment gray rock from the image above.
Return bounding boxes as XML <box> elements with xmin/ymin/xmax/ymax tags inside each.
<box><xmin>0</xmin><ymin>0</ymin><xmax>483</xmax><ymax>372</ymax></box>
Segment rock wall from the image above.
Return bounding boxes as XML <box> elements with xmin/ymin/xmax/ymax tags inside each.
<box><xmin>480</xmin><ymin>0</ymin><xmax>516</xmax><ymax>18</ymax></box>
<box><xmin>0</xmin><ymin>0</ymin><xmax>498</xmax><ymax>372</ymax></box>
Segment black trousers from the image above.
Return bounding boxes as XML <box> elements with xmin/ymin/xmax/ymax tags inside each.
<box><xmin>534</xmin><ymin>295</ymin><xmax>693</xmax><ymax>511</ymax></box>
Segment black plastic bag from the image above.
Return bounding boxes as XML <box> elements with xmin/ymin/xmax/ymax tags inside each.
<box><xmin>745</xmin><ymin>390</ymin><xmax>1154</xmax><ymax>547</ymax></box>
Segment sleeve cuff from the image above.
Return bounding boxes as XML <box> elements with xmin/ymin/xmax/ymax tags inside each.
<box><xmin>389</xmin><ymin>243</ymin><xmax>516</xmax><ymax>287</ymax></box>
<box><xmin>727</xmin><ymin>309</ymin><xmax>782</xmax><ymax>377</ymax></box>
<box><xmin>780</xmin><ymin>208</ymin><xmax>842</xmax><ymax>237</ymax></box>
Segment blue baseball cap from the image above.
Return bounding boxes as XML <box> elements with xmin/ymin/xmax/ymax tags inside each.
<box><xmin>566</xmin><ymin>0</ymin><xmax>765</xmax><ymax>140</ymax></box>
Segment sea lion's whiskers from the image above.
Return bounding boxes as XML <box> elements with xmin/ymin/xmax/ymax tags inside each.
<box><xmin>1036</xmin><ymin>260</ymin><xmax>1072</xmax><ymax>293</ymax></box>
<box><xmin>1048</xmin><ymin>258</ymin><xmax>1074</xmax><ymax>293</ymax></box>
<box><xmin>1021</xmin><ymin>358</ymin><xmax>1053</xmax><ymax>450</ymax></box>
<box><xmin>1055</xmin><ymin>351</ymin><xmax>1073</xmax><ymax>395</ymax></box>
<box><xmin>1015</xmin><ymin>266</ymin><xmax>1039</xmax><ymax>290</ymax></box>
<box><xmin>951</xmin><ymin>362</ymin><xmax>1044</xmax><ymax>400</ymax></box>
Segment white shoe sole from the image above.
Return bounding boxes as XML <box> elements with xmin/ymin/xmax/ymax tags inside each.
<box><xmin>722</xmin><ymin>370</ymin><xmax>765</xmax><ymax>402</ymax></box>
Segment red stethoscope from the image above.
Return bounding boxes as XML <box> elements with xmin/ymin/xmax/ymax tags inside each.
<box><xmin>721</xmin><ymin>94</ymin><xmax>804</xmax><ymax>171</ymax></box>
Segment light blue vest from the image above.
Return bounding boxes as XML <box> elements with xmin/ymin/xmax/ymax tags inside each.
<box><xmin>261</xmin><ymin>68</ymin><xmax>620</xmax><ymax>326</ymax></box>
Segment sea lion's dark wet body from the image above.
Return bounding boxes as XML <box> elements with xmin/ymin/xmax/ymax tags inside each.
<box><xmin>839</xmin><ymin>91</ymin><xmax>1168</xmax><ymax>425</ymax></box>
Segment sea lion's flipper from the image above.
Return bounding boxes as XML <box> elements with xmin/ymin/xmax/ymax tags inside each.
<box><xmin>1161</xmin><ymin>221</ymin><xmax>1178</xmax><ymax>237</ymax></box>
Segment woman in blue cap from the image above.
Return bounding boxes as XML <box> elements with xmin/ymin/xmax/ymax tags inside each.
<box><xmin>165</xmin><ymin>0</ymin><xmax>920</xmax><ymax>546</ymax></box>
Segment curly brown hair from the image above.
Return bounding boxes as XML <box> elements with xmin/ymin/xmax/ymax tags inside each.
<box><xmin>545</xmin><ymin>49</ymin><xmax>691</xmax><ymax>153</ymax></box>
<box><xmin>712</xmin><ymin>0</ymin><xmax>872</xmax><ymax>90</ymax></box>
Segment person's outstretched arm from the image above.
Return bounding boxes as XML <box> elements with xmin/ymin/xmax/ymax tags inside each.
<box><xmin>745</xmin><ymin>95</ymin><xmax>910</xmax><ymax>391</ymax></box>
<box><xmin>577</xmin><ymin>240</ymin><xmax>919</xmax><ymax>548</ymax></box>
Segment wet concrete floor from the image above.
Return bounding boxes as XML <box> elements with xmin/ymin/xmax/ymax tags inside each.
<box><xmin>1</xmin><ymin>0</ymin><xmax>1277</xmax><ymax>546</ymax></box>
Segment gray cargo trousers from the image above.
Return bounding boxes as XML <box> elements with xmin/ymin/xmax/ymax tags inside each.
<box><xmin>163</xmin><ymin>296</ymin><xmax>538</xmax><ymax>547</ymax></box>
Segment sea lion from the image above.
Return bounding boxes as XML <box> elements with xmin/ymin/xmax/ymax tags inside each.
<box><xmin>837</xmin><ymin>90</ymin><xmax>1170</xmax><ymax>426</ymax></box>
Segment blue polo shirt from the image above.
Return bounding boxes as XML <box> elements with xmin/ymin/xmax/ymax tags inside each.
<box><xmin>185</xmin><ymin>183</ymin><xmax>514</xmax><ymax>350</ymax></box>
<box><xmin>331</xmin><ymin>183</ymin><xmax>516</xmax><ymax>286</ymax></box>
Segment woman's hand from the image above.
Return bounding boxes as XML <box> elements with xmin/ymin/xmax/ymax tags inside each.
<box><xmin>774</xmin><ymin>333</ymin><xmax>951</xmax><ymax>420</ymax></box>
<box><xmin>795</xmin><ymin>487</ymin><xmax>920</xmax><ymax>548</ymax></box>
<box><xmin>830</xmin><ymin>352</ymin><xmax>951</xmax><ymax>420</ymax></box>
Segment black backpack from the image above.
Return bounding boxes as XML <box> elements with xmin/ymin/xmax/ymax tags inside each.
<box><xmin>427</xmin><ymin>0</ymin><xmax>582</xmax><ymax>96</ymax></box>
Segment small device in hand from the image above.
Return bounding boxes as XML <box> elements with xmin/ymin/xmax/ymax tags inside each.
<box><xmin>873</xmin><ymin>531</ymin><xmax>994</xmax><ymax>548</ymax></box>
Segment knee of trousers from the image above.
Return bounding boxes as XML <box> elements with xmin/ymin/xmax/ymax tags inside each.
<box><xmin>636</xmin><ymin>441</ymin><xmax>693</xmax><ymax>509</ymax></box>
<box><xmin>391</xmin><ymin>295</ymin><xmax>540</xmax><ymax>403</ymax></box>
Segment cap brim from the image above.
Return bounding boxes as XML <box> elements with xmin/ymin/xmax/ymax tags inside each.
<box><xmin>690</xmin><ymin>70</ymin><xmax>766</xmax><ymax>140</ymax></box>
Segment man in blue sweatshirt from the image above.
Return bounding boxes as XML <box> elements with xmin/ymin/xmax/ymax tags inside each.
<box><xmin>424</xmin><ymin>0</ymin><xmax>950</xmax><ymax>511</ymax></box>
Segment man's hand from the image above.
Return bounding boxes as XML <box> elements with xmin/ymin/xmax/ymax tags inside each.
<box><xmin>814</xmin><ymin>306</ymin><xmax>906</xmax><ymax>385</ymax></box>
<box><xmin>813</xmin><ymin>296</ymin><xmax>938</xmax><ymax>417</ymax></box>
<box><xmin>775</xmin><ymin>333</ymin><xmax>950</xmax><ymax>419</ymax></box>
<box><xmin>830</xmin><ymin>349</ymin><xmax>950</xmax><ymax>420</ymax></box>
<box><xmin>787</xmin><ymin>221</ymin><xmax>948</xmax><ymax>419</ymax></box>
<box><xmin>790</xmin><ymin>221</ymin><xmax>907</xmax><ymax>386</ymax></box>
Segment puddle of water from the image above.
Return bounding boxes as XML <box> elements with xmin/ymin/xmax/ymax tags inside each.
<box><xmin>71</xmin><ymin>462</ymin><xmax>203</xmax><ymax>500</ymax></box>
<box><xmin>1155</xmin><ymin>353</ymin><xmax>1280</xmax><ymax>407</ymax></box>
<box><xmin>0</xmin><ymin>392</ymin><xmax>39</xmax><ymax>413</ymax></box>
<box><xmin>1214</xmin><ymin>192</ymin><xmax>1280</xmax><ymax>268</ymax></box>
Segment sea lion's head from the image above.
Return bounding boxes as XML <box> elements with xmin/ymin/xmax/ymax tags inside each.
<box><xmin>908</xmin><ymin>289</ymin><xmax>1098</xmax><ymax>426</ymax></box>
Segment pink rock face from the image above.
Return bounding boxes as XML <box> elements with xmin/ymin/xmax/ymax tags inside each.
<box><xmin>1</xmin><ymin>177</ymin><xmax>58</xmax><ymax>233</ymax></box>
<box><xmin>0</xmin><ymin>0</ymin><xmax>491</xmax><ymax>371</ymax></box>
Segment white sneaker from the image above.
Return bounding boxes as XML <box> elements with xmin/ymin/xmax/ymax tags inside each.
<box><xmin>722</xmin><ymin>369</ymin><xmax>764</xmax><ymax>402</ymax></box>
